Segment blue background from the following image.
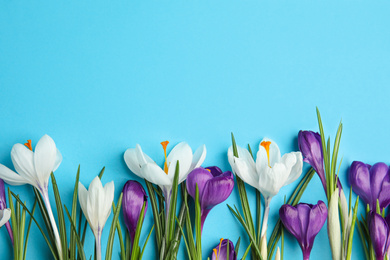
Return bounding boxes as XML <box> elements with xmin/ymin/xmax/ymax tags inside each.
<box><xmin>1</xmin><ymin>1</ymin><xmax>390</xmax><ymax>259</ymax></box>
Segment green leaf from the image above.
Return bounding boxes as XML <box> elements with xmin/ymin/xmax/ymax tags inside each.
<box><xmin>241</xmin><ymin>242</ymin><xmax>252</xmax><ymax>260</ymax></box>
<box><xmin>235</xmin><ymin>237</ymin><xmax>241</xmax><ymax>256</ymax></box>
<box><xmin>64</xmin><ymin>206</ymin><xmax>86</xmax><ymax>260</ymax></box>
<box><xmin>106</xmin><ymin>193</ymin><xmax>123</xmax><ymax>260</ymax></box>
<box><xmin>195</xmin><ymin>184</ymin><xmax>202</xmax><ymax>260</ymax></box>
<box><xmin>23</xmin><ymin>200</ymin><xmax>37</xmax><ymax>260</ymax></box>
<box><xmin>11</xmin><ymin>191</ymin><xmax>59</xmax><ymax>260</ymax></box>
<box><xmin>145</xmin><ymin>180</ymin><xmax>162</xmax><ymax>251</ymax></box>
<box><xmin>167</xmin><ymin>161</ymin><xmax>180</xmax><ymax>243</ymax></box>
<box><xmin>346</xmin><ymin>196</ymin><xmax>359</xmax><ymax>260</ymax></box>
<box><xmin>50</xmin><ymin>172</ymin><xmax>68</xmax><ymax>260</ymax></box>
<box><xmin>131</xmin><ymin>201</ymin><xmax>147</xmax><ymax>260</ymax></box>
<box><xmin>140</xmin><ymin>225</ymin><xmax>155</xmax><ymax>259</ymax></box>
<box><xmin>70</xmin><ymin>165</ymin><xmax>81</xmax><ymax>259</ymax></box>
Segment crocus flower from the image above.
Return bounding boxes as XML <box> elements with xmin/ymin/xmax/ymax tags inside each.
<box><xmin>78</xmin><ymin>177</ymin><xmax>114</xmax><ymax>260</ymax></box>
<box><xmin>298</xmin><ymin>131</ymin><xmax>326</xmax><ymax>193</ymax></box>
<box><xmin>0</xmin><ymin>208</ymin><xmax>11</xmax><ymax>227</ymax></box>
<box><xmin>0</xmin><ymin>135</ymin><xmax>63</xmax><ymax>258</ymax></box>
<box><xmin>279</xmin><ymin>201</ymin><xmax>327</xmax><ymax>260</ymax></box>
<box><xmin>0</xmin><ymin>179</ymin><xmax>13</xmax><ymax>243</ymax></box>
<box><xmin>368</xmin><ymin>212</ymin><xmax>390</xmax><ymax>260</ymax></box>
<box><xmin>122</xmin><ymin>180</ymin><xmax>148</xmax><ymax>247</ymax></box>
<box><xmin>228</xmin><ymin>138</ymin><xmax>303</xmax><ymax>236</ymax></box>
<box><xmin>210</xmin><ymin>238</ymin><xmax>237</xmax><ymax>260</ymax></box>
<box><xmin>349</xmin><ymin>161</ymin><xmax>390</xmax><ymax>211</ymax></box>
<box><xmin>186</xmin><ymin>166</ymin><xmax>234</xmax><ymax>232</ymax></box>
<box><xmin>124</xmin><ymin>141</ymin><xmax>206</xmax><ymax>213</ymax></box>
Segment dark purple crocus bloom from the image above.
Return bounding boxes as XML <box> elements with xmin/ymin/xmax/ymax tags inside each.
<box><xmin>186</xmin><ymin>166</ymin><xmax>234</xmax><ymax>232</ymax></box>
<box><xmin>349</xmin><ymin>161</ymin><xmax>390</xmax><ymax>211</ymax></box>
<box><xmin>122</xmin><ymin>180</ymin><xmax>148</xmax><ymax>245</ymax></box>
<box><xmin>279</xmin><ymin>201</ymin><xmax>327</xmax><ymax>260</ymax></box>
<box><xmin>210</xmin><ymin>239</ymin><xmax>237</xmax><ymax>260</ymax></box>
<box><xmin>368</xmin><ymin>212</ymin><xmax>390</xmax><ymax>260</ymax></box>
<box><xmin>298</xmin><ymin>131</ymin><xmax>326</xmax><ymax>193</ymax></box>
<box><xmin>0</xmin><ymin>179</ymin><xmax>13</xmax><ymax>244</ymax></box>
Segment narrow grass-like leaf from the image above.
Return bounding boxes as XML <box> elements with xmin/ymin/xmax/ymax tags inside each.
<box><xmin>50</xmin><ymin>172</ymin><xmax>68</xmax><ymax>260</ymax></box>
<box><xmin>64</xmin><ymin>206</ymin><xmax>86</xmax><ymax>260</ymax></box>
<box><xmin>241</xmin><ymin>242</ymin><xmax>252</xmax><ymax>260</ymax></box>
<box><xmin>195</xmin><ymin>184</ymin><xmax>202</xmax><ymax>260</ymax></box>
<box><xmin>175</xmin><ymin>216</ymin><xmax>192</xmax><ymax>260</ymax></box>
<box><xmin>8</xmin><ymin>188</ymin><xmax>19</xmax><ymax>259</ymax></box>
<box><xmin>105</xmin><ymin>193</ymin><xmax>123</xmax><ymax>260</ymax></box>
<box><xmin>11</xmin><ymin>191</ymin><xmax>59</xmax><ymax>260</ymax></box>
<box><xmin>235</xmin><ymin>237</ymin><xmax>241</xmax><ymax>256</ymax></box>
<box><xmin>346</xmin><ymin>197</ymin><xmax>359</xmax><ymax>260</ymax></box>
<box><xmin>70</xmin><ymin>165</ymin><xmax>81</xmax><ymax>259</ymax></box>
<box><xmin>131</xmin><ymin>202</ymin><xmax>147</xmax><ymax>260</ymax></box>
<box><xmin>356</xmin><ymin>220</ymin><xmax>369</xmax><ymax>260</ymax></box>
<box><xmin>140</xmin><ymin>225</ymin><xmax>155</xmax><ymax>259</ymax></box>
<box><xmin>145</xmin><ymin>180</ymin><xmax>162</xmax><ymax>250</ymax></box>
<box><xmin>23</xmin><ymin>200</ymin><xmax>37</xmax><ymax>260</ymax></box>
<box><xmin>168</xmin><ymin>161</ymin><xmax>180</xmax><ymax>243</ymax></box>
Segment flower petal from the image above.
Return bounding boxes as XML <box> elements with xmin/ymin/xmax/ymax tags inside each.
<box><xmin>53</xmin><ymin>149</ymin><xmax>62</xmax><ymax>172</ymax></box>
<box><xmin>186</xmin><ymin>167</ymin><xmax>213</xmax><ymax>200</ymax></box>
<box><xmin>284</xmin><ymin>152</ymin><xmax>303</xmax><ymax>185</ymax></box>
<box><xmin>78</xmin><ymin>182</ymin><xmax>90</xmax><ymax>223</ymax></box>
<box><xmin>166</xmin><ymin>142</ymin><xmax>193</xmax><ymax>183</ymax></box>
<box><xmin>369</xmin><ymin>212</ymin><xmax>389</xmax><ymax>260</ymax></box>
<box><xmin>259</xmin><ymin>138</ymin><xmax>281</xmax><ymax>166</ymax></box>
<box><xmin>140</xmin><ymin>163</ymin><xmax>171</xmax><ymax>186</ymax></box>
<box><xmin>349</xmin><ymin>161</ymin><xmax>371</xmax><ymax>207</ymax></box>
<box><xmin>34</xmin><ymin>135</ymin><xmax>57</xmax><ymax>188</ymax></box>
<box><xmin>190</xmin><ymin>144</ymin><xmax>206</xmax><ymax>171</ymax></box>
<box><xmin>258</xmin><ymin>162</ymin><xmax>288</xmax><ymax>198</ymax></box>
<box><xmin>102</xmin><ymin>181</ymin><xmax>114</xmax><ymax>227</ymax></box>
<box><xmin>0</xmin><ymin>164</ymin><xmax>28</xmax><ymax>186</ymax></box>
<box><xmin>0</xmin><ymin>208</ymin><xmax>11</xmax><ymax>227</ymax></box>
<box><xmin>305</xmin><ymin>201</ymin><xmax>327</xmax><ymax>249</ymax></box>
<box><xmin>11</xmin><ymin>144</ymin><xmax>37</xmax><ymax>186</ymax></box>
<box><xmin>228</xmin><ymin>146</ymin><xmax>258</xmax><ymax>190</ymax></box>
<box><xmin>124</xmin><ymin>145</ymin><xmax>156</xmax><ymax>178</ymax></box>
<box><xmin>200</xmin><ymin>171</ymin><xmax>234</xmax><ymax>210</ymax></box>
<box><xmin>370</xmin><ymin>163</ymin><xmax>389</xmax><ymax>208</ymax></box>
<box><xmin>279</xmin><ymin>204</ymin><xmax>302</xmax><ymax>242</ymax></box>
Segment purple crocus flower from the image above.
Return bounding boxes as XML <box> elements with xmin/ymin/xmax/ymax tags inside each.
<box><xmin>210</xmin><ymin>239</ymin><xmax>237</xmax><ymax>260</ymax></box>
<box><xmin>279</xmin><ymin>201</ymin><xmax>328</xmax><ymax>260</ymax></box>
<box><xmin>0</xmin><ymin>179</ymin><xmax>13</xmax><ymax>244</ymax></box>
<box><xmin>186</xmin><ymin>166</ymin><xmax>234</xmax><ymax>232</ymax></box>
<box><xmin>349</xmin><ymin>161</ymin><xmax>390</xmax><ymax>211</ymax></box>
<box><xmin>122</xmin><ymin>180</ymin><xmax>148</xmax><ymax>246</ymax></box>
<box><xmin>298</xmin><ymin>131</ymin><xmax>326</xmax><ymax>193</ymax></box>
<box><xmin>368</xmin><ymin>212</ymin><xmax>390</xmax><ymax>260</ymax></box>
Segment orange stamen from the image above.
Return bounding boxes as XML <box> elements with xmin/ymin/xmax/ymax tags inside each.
<box><xmin>217</xmin><ymin>238</ymin><xmax>224</xmax><ymax>260</ymax></box>
<box><xmin>160</xmin><ymin>141</ymin><xmax>169</xmax><ymax>174</ymax></box>
<box><xmin>260</xmin><ymin>141</ymin><xmax>272</xmax><ymax>167</ymax></box>
<box><xmin>24</xmin><ymin>140</ymin><xmax>33</xmax><ymax>151</ymax></box>
<box><xmin>206</xmin><ymin>168</ymin><xmax>211</xmax><ymax>172</ymax></box>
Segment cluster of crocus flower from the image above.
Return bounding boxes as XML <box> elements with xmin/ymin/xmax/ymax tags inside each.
<box><xmin>349</xmin><ymin>161</ymin><xmax>390</xmax><ymax>260</ymax></box>
<box><xmin>228</xmin><ymin>138</ymin><xmax>303</xmax><ymax>240</ymax></box>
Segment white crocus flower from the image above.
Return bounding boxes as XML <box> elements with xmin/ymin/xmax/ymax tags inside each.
<box><xmin>0</xmin><ymin>135</ymin><xmax>63</xmax><ymax>259</ymax></box>
<box><xmin>0</xmin><ymin>208</ymin><xmax>11</xmax><ymax>227</ymax></box>
<box><xmin>228</xmin><ymin>138</ymin><xmax>303</xmax><ymax>237</ymax></box>
<box><xmin>78</xmin><ymin>176</ymin><xmax>114</xmax><ymax>260</ymax></box>
<box><xmin>124</xmin><ymin>141</ymin><xmax>206</xmax><ymax>205</ymax></box>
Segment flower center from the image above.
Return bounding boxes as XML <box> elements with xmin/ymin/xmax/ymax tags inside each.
<box><xmin>260</xmin><ymin>141</ymin><xmax>271</xmax><ymax>167</ymax></box>
<box><xmin>213</xmin><ymin>238</ymin><xmax>224</xmax><ymax>260</ymax></box>
<box><xmin>24</xmin><ymin>140</ymin><xmax>33</xmax><ymax>151</ymax></box>
<box><xmin>160</xmin><ymin>141</ymin><xmax>169</xmax><ymax>175</ymax></box>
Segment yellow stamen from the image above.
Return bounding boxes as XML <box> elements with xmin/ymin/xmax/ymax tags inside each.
<box><xmin>260</xmin><ymin>141</ymin><xmax>272</xmax><ymax>167</ymax></box>
<box><xmin>160</xmin><ymin>141</ymin><xmax>169</xmax><ymax>174</ymax></box>
<box><xmin>24</xmin><ymin>140</ymin><xmax>33</xmax><ymax>151</ymax></box>
<box><xmin>206</xmin><ymin>168</ymin><xmax>211</xmax><ymax>172</ymax></box>
<box><xmin>217</xmin><ymin>238</ymin><xmax>224</xmax><ymax>260</ymax></box>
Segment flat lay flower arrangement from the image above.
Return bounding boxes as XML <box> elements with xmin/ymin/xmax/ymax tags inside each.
<box><xmin>0</xmin><ymin>108</ymin><xmax>388</xmax><ymax>260</ymax></box>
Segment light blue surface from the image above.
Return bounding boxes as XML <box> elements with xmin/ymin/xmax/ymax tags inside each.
<box><xmin>1</xmin><ymin>1</ymin><xmax>390</xmax><ymax>259</ymax></box>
